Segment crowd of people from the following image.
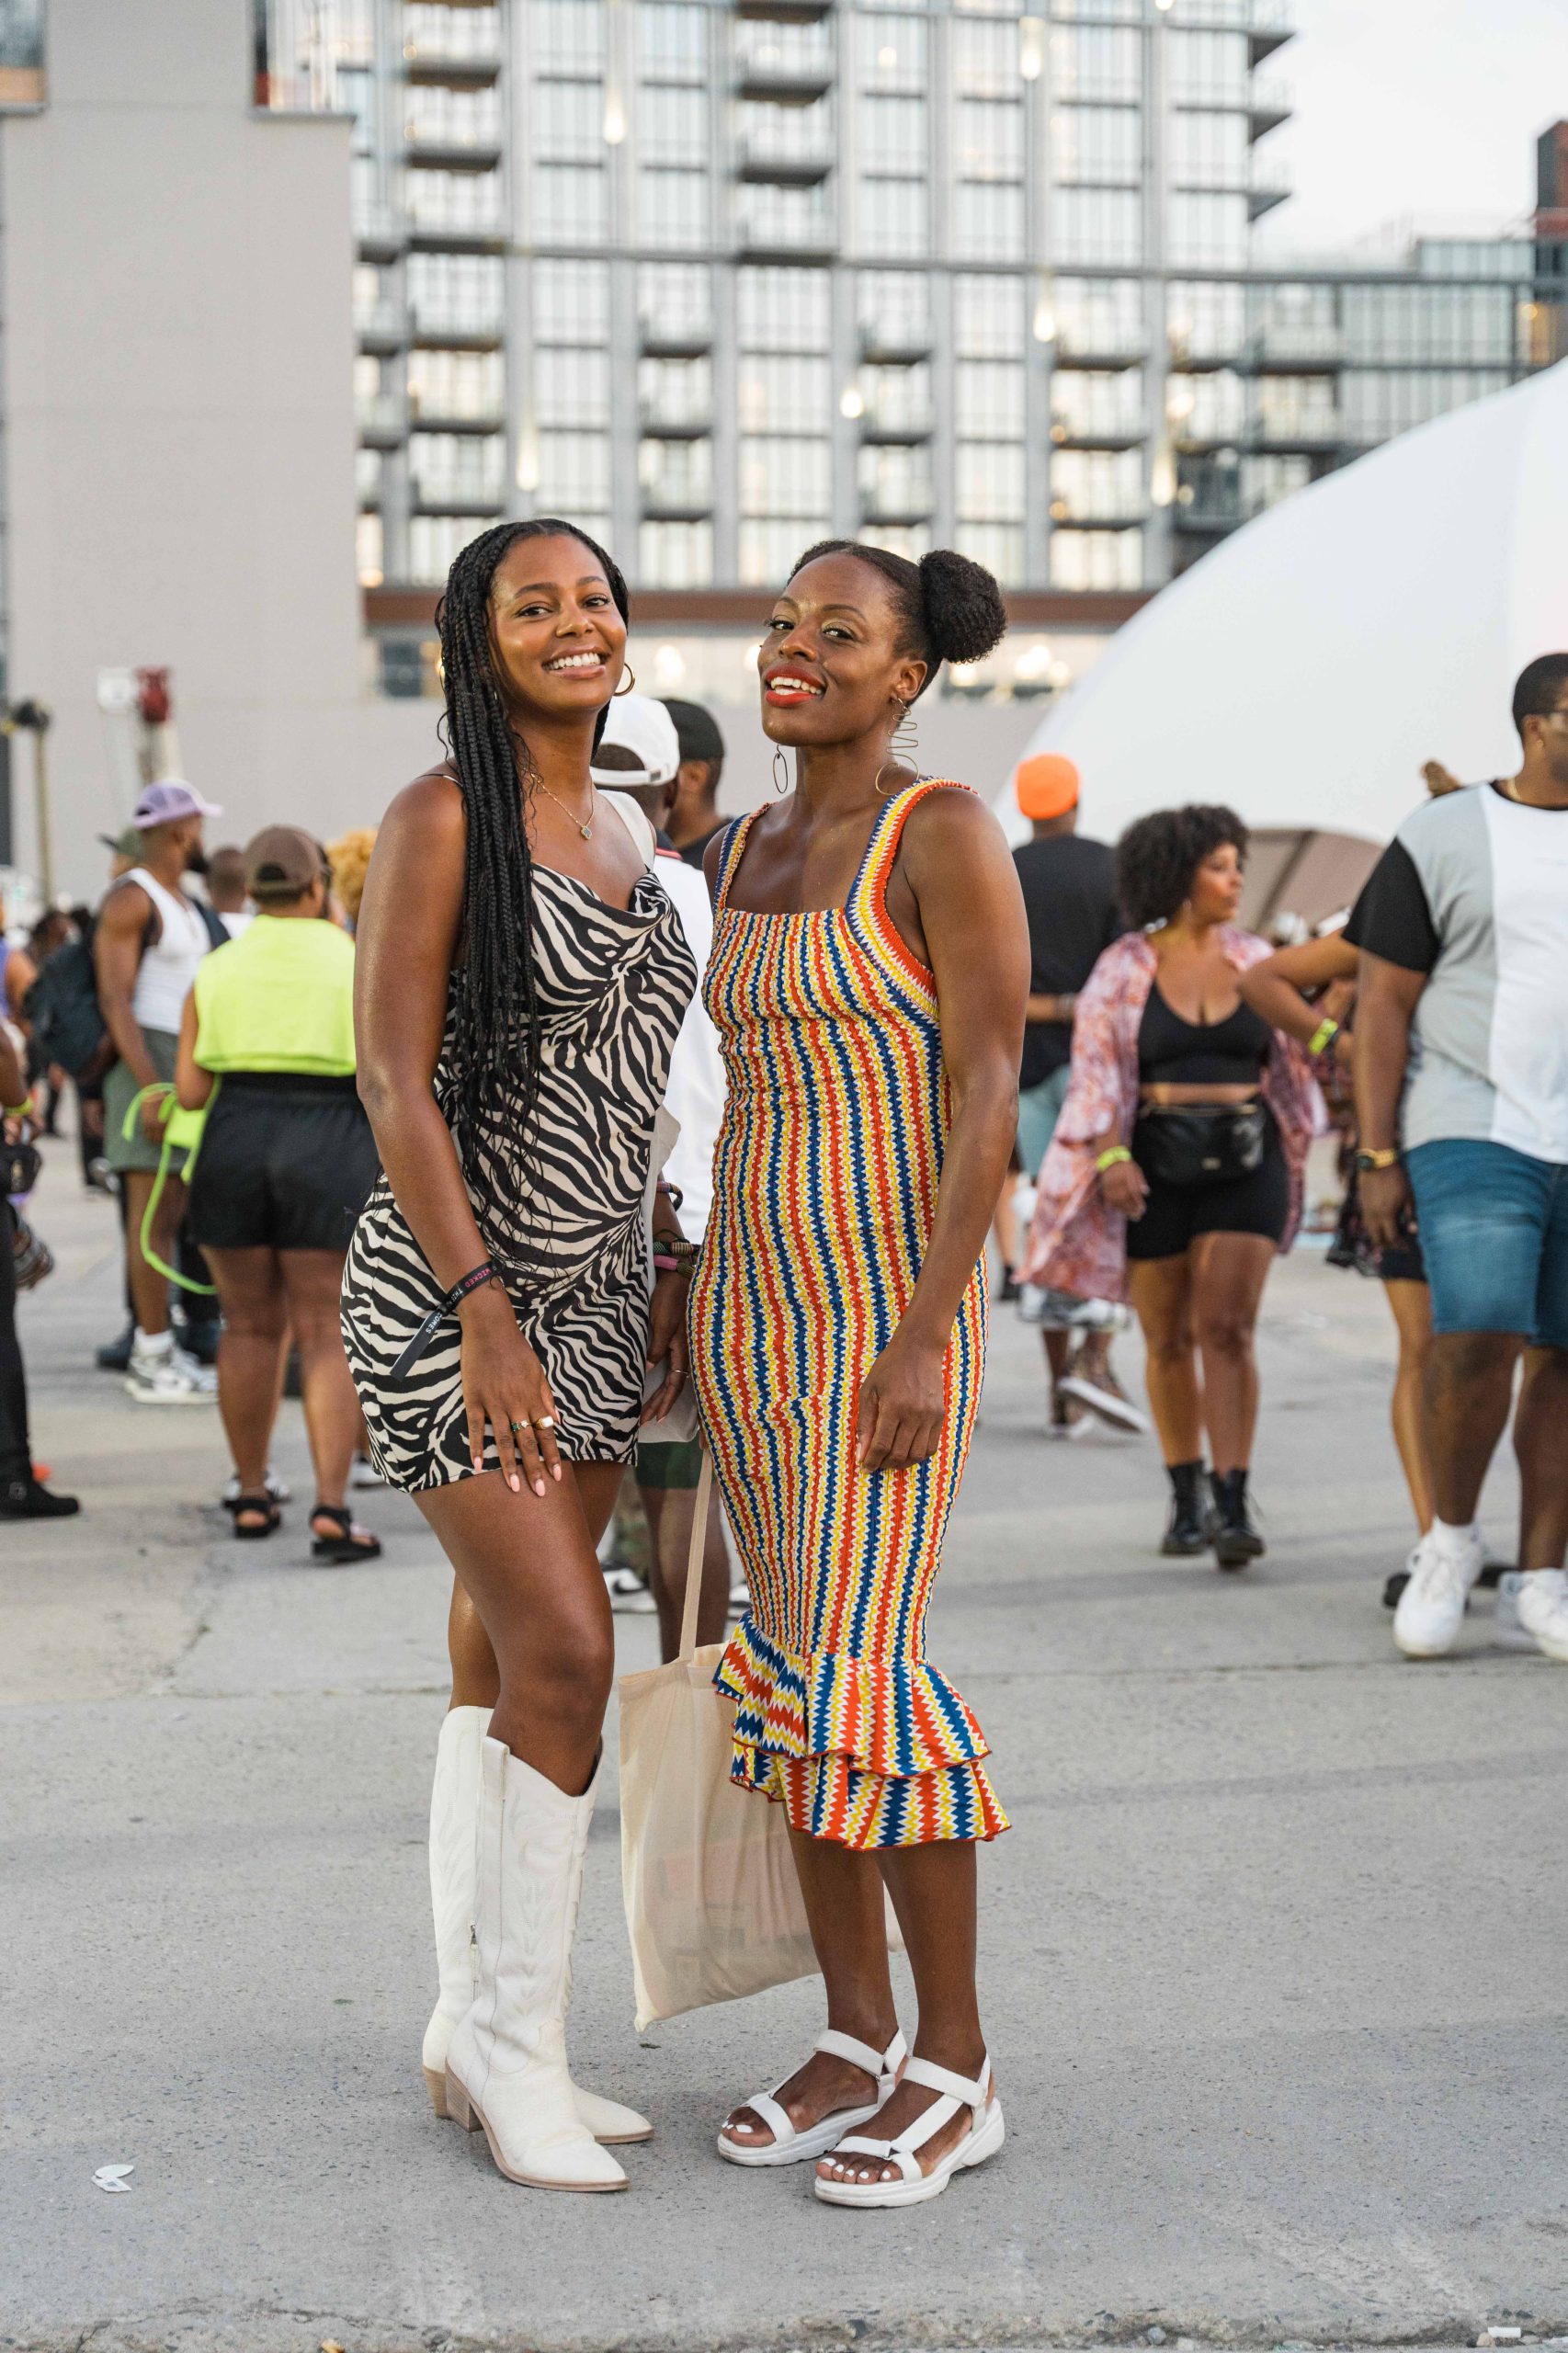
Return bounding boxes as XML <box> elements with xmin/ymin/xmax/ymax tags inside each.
<box><xmin>5</xmin><ymin>507</ymin><xmax>1565</xmax><ymax>2211</ymax></box>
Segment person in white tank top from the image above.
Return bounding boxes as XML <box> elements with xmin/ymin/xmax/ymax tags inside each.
<box><xmin>93</xmin><ymin>779</ymin><xmax>224</xmax><ymax>1403</ymax></box>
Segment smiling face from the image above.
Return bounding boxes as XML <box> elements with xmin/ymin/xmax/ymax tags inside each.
<box><xmin>485</xmin><ymin>531</ymin><xmax>627</xmax><ymax>721</ymax></box>
<box><xmin>1188</xmin><ymin>838</ymin><xmax>1245</xmax><ymax>925</ymax></box>
<box><xmin>757</xmin><ymin>551</ymin><xmax>927</xmax><ymax>751</ymax></box>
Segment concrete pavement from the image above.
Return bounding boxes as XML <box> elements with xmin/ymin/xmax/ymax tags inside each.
<box><xmin>4</xmin><ymin>1140</ymin><xmax>1565</xmax><ymax>2353</ymax></box>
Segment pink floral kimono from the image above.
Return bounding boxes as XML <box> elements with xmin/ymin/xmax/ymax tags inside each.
<box><xmin>1020</xmin><ymin>927</ymin><xmax>1318</xmax><ymax>1307</ymax></box>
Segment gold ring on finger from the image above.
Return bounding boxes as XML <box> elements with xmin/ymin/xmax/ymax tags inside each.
<box><xmin>534</xmin><ymin>1415</ymin><xmax>556</xmax><ymax>1431</ymax></box>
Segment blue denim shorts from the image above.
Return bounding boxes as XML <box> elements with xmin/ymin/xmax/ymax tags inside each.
<box><xmin>1406</xmin><ymin>1139</ymin><xmax>1568</xmax><ymax>1350</ymax></box>
<box><xmin>1017</xmin><ymin>1063</ymin><xmax>1072</xmax><ymax>1180</ymax></box>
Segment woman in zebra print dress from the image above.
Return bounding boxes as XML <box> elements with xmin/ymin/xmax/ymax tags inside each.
<box><xmin>343</xmin><ymin>522</ymin><xmax>697</xmax><ymax>2195</ymax></box>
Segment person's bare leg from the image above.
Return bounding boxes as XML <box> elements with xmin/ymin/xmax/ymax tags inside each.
<box><xmin>1424</xmin><ymin>1329</ymin><xmax>1519</xmax><ymax>1526</ymax></box>
<box><xmin>722</xmin><ymin>1826</ymin><xmax>897</xmax><ymax>2152</ymax></box>
<box><xmin>1041</xmin><ymin>1327</ymin><xmax>1071</xmax><ymax>1391</ymax></box>
<box><xmin>278</xmin><ymin>1249</ymin><xmax>360</xmax><ymax>1516</ymax></box>
<box><xmin>1187</xmin><ymin>1231</ymin><xmax>1275</xmax><ymax>1476</ymax></box>
<box><xmin>1514</xmin><ymin>1344</ymin><xmax>1568</xmax><ymax>1571</ymax></box>
<box><xmin>444</xmin><ymin>1456</ymin><xmax>621</xmax><ymax>1713</ymax></box>
<box><xmin>992</xmin><ymin>1168</ymin><xmax>1019</xmax><ymax>1282</ymax></box>
<box><xmin>420</xmin><ymin>1459</ymin><xmax>624</xmax><ymax>1792</ymax></box>
<box><xmin>204</xmin><ymin>1245</ymin><xmax>287</xmax><ymax>1505</ymax></box>
<box><xmin>1129</xmin><ymin>1256</ymin><xmax>1201</xmax><ymax>1462</ymax></box>
<box><xmin>642</xmin><ymin>1476</ymin><xmax>729</xmax><ymax>1663</ymax></box>
<box><xmin>818</xmin><ymin>1839</ymin><xmax>991</xmax><ymax>2189</ymax></box>
<box><xmin>448</xmin><ymin>1578</ymin><xmax>500</xmax><ymax>1710</ymax></box>
<box><xmin>1382</xmin><ymin>1278</ymin><xmax>1435</xmax><ymax>1535</ymax></box>
<box><xmin>122</xmin><ymin>1170</ymin><xmax>185</xmax><ymax>1338</ymax></box>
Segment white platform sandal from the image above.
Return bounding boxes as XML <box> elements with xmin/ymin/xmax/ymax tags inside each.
<box><xmin>716</xmin><ymin>2027</ymin><xmax>907</xmax><ymax>2169</ymax></box>
<box><xmin>813</xmin><ymin>2052</ymin><xmax>1004</xmax><ymax>2208</ymax></box>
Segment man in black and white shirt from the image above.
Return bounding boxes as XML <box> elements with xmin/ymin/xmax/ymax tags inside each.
<box><xmin>1354</xmin><ymin>654</ymin><xmax>1568</xmax><ymax>1662</ymax></box>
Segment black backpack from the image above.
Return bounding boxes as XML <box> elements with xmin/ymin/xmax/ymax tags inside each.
<box><xmin>23</xmin><ymin>938</ymin><xmax>109</xmax><ymax>1080</ymax></box>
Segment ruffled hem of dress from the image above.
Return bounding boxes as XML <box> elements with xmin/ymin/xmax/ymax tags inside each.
<box><xmin>713</xmin><ymin>1618</ymin><xmax>1008</xmax><ymax>1848</ymax></box>
<box><xmin>731</xmin><ymin>1743</ymin><xmax>1009</xmax><ymax>1848</ymax></box>
<box><xmin>714</xmin><ymin>1617</ymin><xmax>992</xmax><ymax>1779</ymax></box>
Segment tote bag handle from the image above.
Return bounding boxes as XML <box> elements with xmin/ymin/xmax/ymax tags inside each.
<box><xmin>677</xmin><ymin>1449</ymin><xmax>714</xmax><ymax>1661</ymax></box>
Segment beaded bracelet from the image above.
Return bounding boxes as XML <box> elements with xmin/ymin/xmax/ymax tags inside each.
<box><xmin>1096</xmin><ymin>1144</ymin><xmax>1132</xmax><ymax>1173</ymax></box>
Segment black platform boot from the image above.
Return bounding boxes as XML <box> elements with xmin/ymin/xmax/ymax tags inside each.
<box><xmin>1161</xmin><ymin>1459</ymin><xmax>1211</xmax><ymax>1556</ymax></box>
<box><xmin>1210</xmin><ymin>1468</ymin><xmax>1266</xmax><ymax>1571</ymax></box>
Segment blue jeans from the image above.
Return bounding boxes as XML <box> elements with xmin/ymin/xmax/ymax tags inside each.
<box><xmin>1017</xmin><ymin>1063</ymin><xmax>1072</xmax><ymax>1180</ymax></box>
<box><xmin>1406</xmin><ymin>1139</ymin><xmax>1568</xmax><ymax>1350</ymax></box>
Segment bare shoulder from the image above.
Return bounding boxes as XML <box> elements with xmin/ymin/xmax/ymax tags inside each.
<box><xmin>901</xmin><ymin>782</ymin><xmax>1014</xmax><ymax>874</ymax></box>
<box><xmin>381</xmin><ymin>765</ymin><xmax>464</xmax><ymax>847</ymax></box>
<box><xmin>97</xmin><ymin>873</ymin><xmax>153</xmax><ymax>933</ymax></box>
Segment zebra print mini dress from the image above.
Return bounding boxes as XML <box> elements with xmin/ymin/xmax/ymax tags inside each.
<box><xmin>340</xmin><ymin>802</ymin><xmax>698</xmax><ymax>1493</ymax></box>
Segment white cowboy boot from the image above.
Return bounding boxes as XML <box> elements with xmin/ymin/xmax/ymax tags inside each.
<box><xmin>421</xmin><ymin>1709</ymin><xmax>651</xmax><ymax>2143</ymax></box>
<box><xmin>443</xmin><ymin>1735</ymin><xmax>628</xmax><ymax>2192</ymax></box>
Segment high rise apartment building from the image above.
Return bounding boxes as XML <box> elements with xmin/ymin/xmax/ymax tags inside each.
<box><xmin>261</xmin><ymin>0</ymin><xmax>1562</xmax><ymax>671</ymax></box>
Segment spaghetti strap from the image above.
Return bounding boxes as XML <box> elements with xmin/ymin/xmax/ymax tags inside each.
<box><xmin>712</xmin><ymin>810</ymin><xmax>762</xmax><ymax>912</ymax></box>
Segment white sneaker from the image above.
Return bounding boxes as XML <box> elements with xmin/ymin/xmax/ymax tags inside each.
<box><xmin>172</xmin><ymin>1344</ymin><xmax>218</xmax><ymax>1396</ymax></box>
<box><xmin>222</xmin><ymin>1466</ymin><xmax>291</xmax><ymax>1509</ymax></box>
<box><xmin>350</xmin><ymin>1450</ymin><xmax>383</xmax><ymax>1490</ymax></box>
<box><xmin>1393</xmin><ymin>1526</ymin><xmax>1483</xmax><ymax>1657</ymax></box>
<box><xmin>1512</xmin><ymin>1567</ymin><xmax>1568</xmax><ymax>1662</ymax></box>
<box><xmin>603</xmin><ymin>1565</ymin><xmax>656</xmax><ymax>1615</ymax></box>
<box><xmin>125</xmin><ymin>1344</ymin><xmax>216</xmax><ymax>1405</ymax></box>
<box><xmin>1494</xmin><ymin>1571</ymin><xmax>1543</xmax><ymax>1653</ymax></box>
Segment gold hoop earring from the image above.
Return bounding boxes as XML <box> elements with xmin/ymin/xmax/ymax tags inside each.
<box><xmin>772</xmin><ymin>747</ymin><xmax>790</xmax><ymax>795</ymax></box>
<box><xmin>614</xmin><ymin>665</ymin><xmax>637</xmax><ymax>698</ymax></box>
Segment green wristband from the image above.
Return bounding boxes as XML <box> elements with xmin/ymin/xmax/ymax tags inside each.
<box><xmin>1096</xmin><ymin>1145</ymin><xmax>1132</xmax><ymax>1172</ymax></box>
<box><xmin>1307</xmin><ymin>1016</ymin><xmax>1339</xmax><ymax>1056</ymax></box>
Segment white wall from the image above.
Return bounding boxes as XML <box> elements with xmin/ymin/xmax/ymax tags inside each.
<box><xmin>0</xmin><ymin>0</ymin><xmax>442</xmax><ymax>895</ymax></box>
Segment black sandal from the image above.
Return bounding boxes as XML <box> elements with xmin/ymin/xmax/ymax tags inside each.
<box><xmin>233</xmin><ymin>1493</ymin><xmax>281</xmax><ymax>1540</ymax></box>
<box><xmin>310</xmin><ymin>1504</ymin><xmax>382</xmax><ymax>1564</ymax></box>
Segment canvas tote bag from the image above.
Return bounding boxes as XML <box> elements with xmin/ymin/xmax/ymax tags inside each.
<box><xmin>619</xmin><ymin>1452</ymin><xmax>903</xmax><ymax>2030</ymax></box>
<box><xmin>619</xmin><ymin>1453</ymin><xmax>819</xmax><ymax>2029</ymax></box>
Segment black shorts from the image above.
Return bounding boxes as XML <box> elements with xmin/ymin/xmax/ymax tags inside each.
<box><xmin>1126</xmin><ymin>1104</ymin><xmax>1290</xmax><ymax>1262</ymax></box>
<box><xmin>187</xmin><ymin>1074</ymin><xmax>380</xmax><ymax>1255</ymax></box>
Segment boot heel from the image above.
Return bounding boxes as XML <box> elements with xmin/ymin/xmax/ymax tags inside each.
<box><xmin>445</xmin><ymin>2070</ymin><xmax>478</xmax><ymax>2131</ymax></box>
<box><xmin>424</xmin><ymin>2064</ymin><xmax>449</xmax><ymax>2119</ymax></box>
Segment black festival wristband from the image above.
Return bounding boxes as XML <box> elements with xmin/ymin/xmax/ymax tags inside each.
<box><xmin>390</xmin><ymin>1261</ymin><xmax>500</xmax><ymax>1380</ymax></box>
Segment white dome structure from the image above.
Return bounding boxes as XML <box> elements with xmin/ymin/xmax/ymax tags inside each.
<box><xmin>1015</xmin><ymin>358</ymin><xmax>1568</xmax><ymax>854</ymax></box>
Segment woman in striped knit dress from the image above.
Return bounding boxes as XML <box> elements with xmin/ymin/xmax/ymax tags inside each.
<box><xmin>691</xmin><ymin>541</ymin><xmax>1028</xmax><ymax>2208</ymax></box>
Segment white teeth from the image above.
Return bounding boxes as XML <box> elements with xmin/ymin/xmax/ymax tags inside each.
<box><xmin>770</xmin><ymin>675</ymin><xmax>821</xmax><ymax>694</ymax></box>
<box><xmin>548</xmin><ymin>652</ymin><xmax>602</xmax><ymax>670</ymax></box>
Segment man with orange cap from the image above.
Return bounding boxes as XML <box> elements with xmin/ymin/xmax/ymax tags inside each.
<box><xmin>1007</xmin><ymin>752</ymin><xmax>1145</xmax><ymax>1438</ymax></box>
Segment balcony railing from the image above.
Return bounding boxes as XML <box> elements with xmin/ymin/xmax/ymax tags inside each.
<box><xmin>736</xmin><ymin>138</ymin><xmax>834</xmax><ymax>187</ymax></box>
<box><xmin>1250</xmin><ymin>409</ymin><xmax>1343</xmax><ymax>449</ymax></box>
<box><xmin>859</xmin><ymin>322</ymin><xmax>933</xmax><ymax>364</ymax></box>
<box><xmin>1249</xmin><ymin>320</ymin><xmax>1345</xmax><ymax>369</ymax></box>
<box><xmin>640</xmin><ymin>400</ymin><xmax>713</xmax><ymax>438</ymax></box>
<box><xmin>1049</xmin><ymin>491</ymin><xmax>1149</xmax><ymax>527</ymax></box>
<box><xmin>410</xmin><ymin>477</ymin><xmax>506</xmax><ymax>513</ymax></box>
<box><xmin>735</xmin><ymin>58</ymin><xmax>835</xmax><ymax>103</ymax></box>
<box><xmin>860</xmin><ymin>486</ymin><xmax>934</xmax><ymax>526</ymax></box>
<box><xmin>411</xmin><ymin>306</ymin><xmax>506</xmax><ymax>348</ymax></box>
<box><xmin>356</xmin><ymin>392</ymin><xmax>405</xmax><ymax>442</ymax></box>
<box><xmin>860</xmin><ymin>403</ymin><xmax>934</xmax><ymax>443</ymax></box>
<box><xmin>734</xmin><ymin>215</ymin><xmax>836</xmax><ymax>261</ymax></box>
<box><xmin>1051</xmin><ymin>411</ymin><xmax>1148</xmax><ymax>449</ymax></box>
<box><xmin>1052</xmin><ymin>323</ymin><xmax>1150</xmax><ymax>367</ymax></box>
<box><xmin>406</xmin><ymin>392</ymin><xmax>506</xmax><ymax>430</ymax></box>
<box><xmin>356</xmin><ymin>300</ymin><xmax>407</xmax><ymax>349</ymax></box>
<box><xmin>640</xmin><ymin>316</ymin><xmax>714</xmax><ymax>358</ymax></box>
<box><xmin>1246</xmin><ymin>75</ymin><xmax>1291</xmax><ymax>132</ymax></box>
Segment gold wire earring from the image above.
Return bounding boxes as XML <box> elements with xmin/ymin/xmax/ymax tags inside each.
<box><xmin>614</xmin><ymin>665</ymin><xmax>637</xmax><ymax>697</ymax></box>
<box><xmin>772</xmin><ymin>747</ymin><xmax>790</xmax><ymax>795</ymax></box>
<box><xmin>875</xmin><ymin>696</ymin><xmax>919</xmax><ymax>796</ymax></box>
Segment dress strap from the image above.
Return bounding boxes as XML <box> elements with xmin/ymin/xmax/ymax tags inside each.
<box><xmin>848</xmin><ymin>779</ymin><xmax>973</xmax><ymax>968</ymax></box>
<box><xmin>712</xmin><ymin>808</ymin><xmax>763</xmax><ymax>912</ymax></box>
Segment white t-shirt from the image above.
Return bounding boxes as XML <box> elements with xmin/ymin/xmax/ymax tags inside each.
<box><xmin>652</xmin><ymin>847</ymin><xmax>724</xmax><ymax>1239</ymax></box>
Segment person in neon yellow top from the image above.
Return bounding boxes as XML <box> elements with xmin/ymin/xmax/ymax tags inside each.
<box><xmin>176</xmin><ymin>826</ymin><xmax>381</xmax><ymax>1559</ymax></box>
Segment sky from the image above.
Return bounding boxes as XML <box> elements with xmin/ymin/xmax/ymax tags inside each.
<box><xmin>1253</xmin><ymin>0</ymin><xmax>1566</xmax><ymax>258</ymax></box>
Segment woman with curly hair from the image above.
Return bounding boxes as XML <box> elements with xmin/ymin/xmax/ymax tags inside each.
<box><xmin>342</xmin><ymin>520</ymin><xmax>698</xmax><ymax>2194</ymax></box>
<box><xmin>695</xmin><ymin>540</ymin><xmax>1028</xmax><ymax>2209</ymax></box>
<box><xmin>1023</xmin><ymin>804</ymin><xmax>1315</xmax><ymax>1568</ymax></box>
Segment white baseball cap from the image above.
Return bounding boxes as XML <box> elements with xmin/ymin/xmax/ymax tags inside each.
<box><xmin>589</xmin><ymin>694</ymin><xmax>680</xmax><ymax>789</ymax></box>
<box><xmin>131</xmin><ymin>779</ymin><xmax>222</xmax><ymax>826</ymax></box>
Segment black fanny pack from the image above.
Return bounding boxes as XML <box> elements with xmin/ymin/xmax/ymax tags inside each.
<box><xmin>1136</xmin><ymin>1100</ymin><xmax>1267</xmax><ymax>1188</ymax></box>
<box><xmin>5</xmin><ymin>1141</ymin><xmax>42</xmax><ymax>1198</ymax></box>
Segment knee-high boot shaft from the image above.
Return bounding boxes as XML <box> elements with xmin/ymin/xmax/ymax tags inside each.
<box><xmin>443</xmin><ymin>1737</ymin><xmax>627</xmax><ymax>2192</ymax></box>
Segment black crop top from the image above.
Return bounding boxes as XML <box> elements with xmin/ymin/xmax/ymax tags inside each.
<box><xmin>1138</xmin><ymin>984</ymin><xmax>1272</xmax><ymax>1086</ymax></box>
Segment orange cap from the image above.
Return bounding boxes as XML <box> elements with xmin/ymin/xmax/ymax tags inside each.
<box><xmin>1015</xmin><ymin>752</ymin><xmax>1080</xmax><ymax>821</ymax></box>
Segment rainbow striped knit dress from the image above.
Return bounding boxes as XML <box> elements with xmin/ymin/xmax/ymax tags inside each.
<box><xmin>689</xmin><ymin>779</ymin><xmax>1007</xmax><ymax>1850</ymax></box>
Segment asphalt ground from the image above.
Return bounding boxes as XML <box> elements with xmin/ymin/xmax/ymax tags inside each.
<box><xmin>4</xmin><ymin>1137</ymin><xmax>1563</xmax><ymax>2353</ymax></box>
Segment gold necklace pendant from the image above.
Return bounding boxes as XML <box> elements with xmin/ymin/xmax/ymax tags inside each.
<box><xmin>534</xmin><ymin>775</ymin><xmax>595</xmax><ymax>838</ymax></box>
